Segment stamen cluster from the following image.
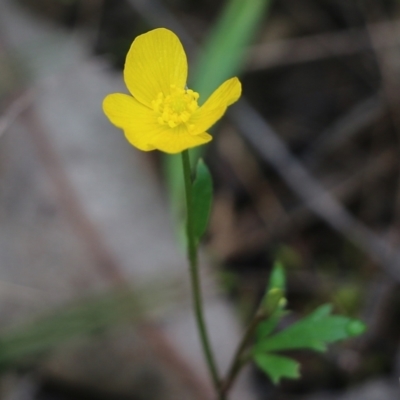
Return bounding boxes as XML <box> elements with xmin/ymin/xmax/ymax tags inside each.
<box><xmin>152</xmin><ymin>85</ymin><xmax>199</xmax><ymax>129</ymax></box>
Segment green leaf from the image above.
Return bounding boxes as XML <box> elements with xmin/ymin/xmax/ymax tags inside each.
<box><xmin>346</xmin><ymin>319</ymin><xmax>366</xmax><ymax>336</ymax></box>
<box><xmin>164</xmin><ymin>0</ymin><xmax>273</xmax><ymax>227</ymax></box>
<box><xmin>0</xmin><ymin>289</ymin><xmax>141</xmax><ymax>369</ymax></box>
<box><xmin>254</xmin><ymin>304</ymin><xmax>366</xmax><ymax>353</ymax></box>
<box><xmin>253</xmin><ymin>353</ymin><xmax>300</xmax><ymax>384</ymax></box>
<box><xmin>192</xmin><ymin>0</ymin><xmax>272</xmax><ymax>102</ymax></box>
<box><xmin>307</xmin><ymin>303</ymin><xmax>332</xmax><ymax>320</ymax></box>
<box><xmin>0</xmin><ymin>274</ymin><xmax>188</xmax><ymax>370</ymax></box>
<box><xmin>256</xmin><ymin>309</ymin><xmax>287</xmax><ymax>339</ymax></box>
<box><xmin>191</xmin><ymin>159</ymin><xmax>213</xmax><ymax>243</ymax></box>
<box><xmin>189</xmin><ymin>0</ymin><xmax>272</xmax><ymax>162</ymax></box>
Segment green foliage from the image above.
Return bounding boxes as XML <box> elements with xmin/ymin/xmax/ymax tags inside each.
<box><xmin>346</xmin><ymin>319</ymin><xmax>366</xmax><ymax>336</ymax></box>
<box><xmin>0</xmin><ymin>275</ymin><xmax>187</xmax><ymax>370</ymax></box>
<box><xmin>257</xmin><ymin>261</ymin><xmax>287</xmax><ymax>335</ymax></box>
<box><xmin>267</xmin><ymin>260</ymin><xmax>286</xmax><ymax>292</ymax></box>
<box><xmin>254</xmin><ymin>304</ymin><xmax>365</xmax><ymax>354</ymax></box>
<box><xmin>252</xmin><ymin>262</ymin><xmax>366</xmax><ymax>384</ymax></box>
<box><xmin>254</xmin><ymin>353</ymin><xmax>300</xmax><ymax>384</ymax></box>
<box><xmin>256</xmin><ymin>308</ymin><xmax>286</xmax><ymax>339</ymax></box>
<box><xmin>261</xmin><ymin>288</ymin><xmax>285</xmax><ymax>315</ymax></box>
<box><xmin>192</xmin><ymin>0</ymin><xmax>272</xmax><ymax>102</ymax></box>
<box><xmin>164</xmin><ymin>0</ymin><xmax>273</xmax><ymax>222</ymax></box>
<box><xmin>0</xmin><ymin>289</ymin><xmax>141</xmax><ymax>369</ymax></box>
<box><xmin>191</xmin><ymin>159</ymin><xmax>213</xmax><ymax>244</ymax></box>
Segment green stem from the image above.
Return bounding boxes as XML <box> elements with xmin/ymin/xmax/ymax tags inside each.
<box><xmin>220</xmin><ymin>310</ymin><xmax>265</xmax><ymax>395</ymax></box>
<box><xmin>181</xmin><ymin>150</ymin><xmax>222</xmax><ymax>396</ymax></box>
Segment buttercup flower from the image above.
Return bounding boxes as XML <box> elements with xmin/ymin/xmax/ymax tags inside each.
<box><xmin>103</xmin><ymin>28</ymin><xmax>241</xmax><ymax>154</ymax></box>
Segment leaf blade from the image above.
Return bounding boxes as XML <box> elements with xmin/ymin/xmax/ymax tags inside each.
<box><xmin>253</xmin><ymin>353</ymin><xmax>300</xmax><ymax>384</ymax></box>
<box><xmin>254</xmin><ymin>304</ymin><xmax>366</xmax><ymax>353</ymax></box>
<box><xmin>164</xmin><ymin>0</ymin><xmax>273</xmax><ymax>225</ymax></box>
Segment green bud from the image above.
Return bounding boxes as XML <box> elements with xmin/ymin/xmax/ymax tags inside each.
<box><xmin>262</xmin><ymin>288</ymin><xmax>285</xmax><ymax>314</ymax></box>
<box><xmin>268</xmin><ymin>261</ymin><xmax>286</xmax><ymax>292</ymax></box>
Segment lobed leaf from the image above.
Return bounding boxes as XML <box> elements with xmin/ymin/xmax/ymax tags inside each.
<box><xmin>256</xmin><ymin>309</ymin><xmax>287</xmax><ymax>339</ymax></box>
<box><xmin>254</xmin><ymin>304</ymin><xmax>366</xmax><ymax>353</ymax></box>
<box><xmin>253</xmin><ymin>352</ymin><xmax>300</xmax><ymax>384</ymax></box>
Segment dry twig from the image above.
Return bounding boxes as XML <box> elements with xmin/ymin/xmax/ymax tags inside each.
<box><xmin>247</xmin><ymin>20</ymin><xmax>400</xmax><ymax>70</ymax></box>
<box><xmin>229</xmin><ymin>100</ymin><xmax>400</xmax><ymax>282</ymax></box>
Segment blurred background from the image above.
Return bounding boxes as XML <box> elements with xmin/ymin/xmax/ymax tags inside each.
<box><xmin>0</xmin><ymin>0</ymin><xmax>400</xmax><ymax>399</ymax></box>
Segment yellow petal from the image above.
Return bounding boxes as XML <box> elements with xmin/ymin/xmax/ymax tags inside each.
<box><xmin>124</xmin><ymin>28</ymin><xmax>188</xmax><ymax>108</ymax></box>
<box><xmin>103</xmin><ymin>93</ymin><xmax>210</xmax><ymax>153</ymax></box>
<box><xmin>150</xmin><ymin>125</ymin><xmax>212</xmax><ymax>154</ymax></box>
<box><xmin>103</xmin><ymin>93</ymin><xmax>165</xmax><ymax>151</ymax></box>
<box><xmin>190</xmin><ymin>77</ymin><xmax>241</xmax><ymax>135</ymax></box>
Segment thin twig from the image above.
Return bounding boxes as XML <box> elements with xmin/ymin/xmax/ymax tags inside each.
<box><xmin>229</xmin><ymin>99</ymin><xmax>400</xmax><ymax>282</ymax></box>
<box><xmin>302</xmin><ymin>94</ymin><xmax>384</xmax><ymax>168</ymax></box>
<box><xmin>20</xmin><ymin>98</ymin><xmax>214</xmax><ymax>400</ymax></box>
<box><xmin>220</xmin><ymin>310</ymin><xmax>265</xmax><ymax>396</ymax></box>
<box><xmin>0</xmin><ymin>90</ymin><xmax>34</xmax><ymax>139</ymax></box>
<box><xmin>357</xmin><ymin>3</ymin><xmax>400</xmax><ymax>227</ymax></box>
<box><xmin>247</xmin><ymin>19</ymin><xmax>400</xmax><ymax>71</ymax></box>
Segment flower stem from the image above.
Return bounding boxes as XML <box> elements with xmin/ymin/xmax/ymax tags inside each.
<box><xmin>220</xmin><ymin>309</ymin><xmax>265</xmax><ymax>396</ymax></box>
<box><xmin>181</xmin><ymin>150</ymin><xmax>221</xmax><ymax>395</ymax></box>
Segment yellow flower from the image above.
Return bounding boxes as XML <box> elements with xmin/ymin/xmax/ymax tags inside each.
<box><xmin>103</xmin><ymin>28</ymin><xmax>241</xmax><ymax>154</ymax></box>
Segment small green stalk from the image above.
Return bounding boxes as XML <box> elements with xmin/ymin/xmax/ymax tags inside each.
<box><xmin>220</xmin><ymin>309</ymin><xmax>265</xmax><ymax>395</ymax></box>
<box><xmin>181</xmin><ymin>150</ymin><xmax>222</xmax><ymax>396</ymax></box>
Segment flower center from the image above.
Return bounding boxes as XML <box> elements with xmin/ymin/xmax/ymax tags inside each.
<box><xmin>152</xmin><ymin>85</ymin><xmax>199</xmax><ymax>129</ymax></box>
